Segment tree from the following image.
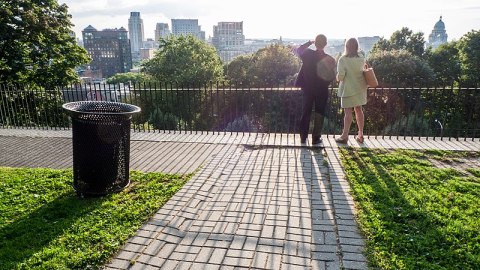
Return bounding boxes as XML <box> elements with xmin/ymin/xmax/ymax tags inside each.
<box><xmin>457</xmin><ymin>30</ymin><xmax>480</xmax><ymax>87</ymax></box>
<box><xmin>371</xmin><ymin>27</ymin><xmax>426</xmax><ymax>57</ymax></box>
<box><xmin>141</xmin><ymin>35</ymin><xmax>224</xmax><ymax>85</ymax></box>
<box><xmin>371</xmin><ymin>37</ymin><xmax>391</xmax><ymax>52</ymax></box>
<box><xmin>424</xmin><ymin>42</ymin><xmax>461</xmax><ymax>87</ymax></box>
<box><xmin>252</xmin><ymin>44</ymin><xmax>301</xmax><ymax>87</ymax></box>
<box><xmin>0</xmin><ymin>0</ymin><xmax>90</xmax><ymax>87</ymax></box>
<box><xmin>224</xmin><ymin>54</ymin><xmax>255</xmax><ymax>87</ymax></box>
<box><xmin>224</xmin><ymin>44</ymin><xmax>300</xmax><ymax>87</ymax></box>
<box><xmin>106</xmin><ymin>72</ymin><xmax>148</xmax><ymax>85</ymax></box>
<box><xmin>367</xmin><ymin>50</ymin><xmax>435</xmax><ymax>87</ymax></box>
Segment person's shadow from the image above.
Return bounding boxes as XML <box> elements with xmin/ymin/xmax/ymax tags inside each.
<box><xmin>299</xmin><ymin>146</ymin><xmax>343</xmax><ymax>269</ymax></box>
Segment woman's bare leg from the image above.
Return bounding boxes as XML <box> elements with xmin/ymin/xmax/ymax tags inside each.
<box><xmin>340</xmin><ymin>107</ymin><xmax>353</xmax><ymax>139</ymax></box>
<box><xmin>354</xmin><ymin>106</ymin><xmax>364</xmax><ymax>138</ymax></box>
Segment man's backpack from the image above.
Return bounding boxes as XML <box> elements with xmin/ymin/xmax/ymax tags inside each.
<box><xmin>316</xmin><ymin>54</ymin><xmax>336</xmax><ymax>83</ymax></box>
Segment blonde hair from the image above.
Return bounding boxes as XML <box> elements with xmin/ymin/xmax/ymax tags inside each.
<box><xmin>344</xmin><ymin>38</ymin><xmax>359</xmax><ymax>57</ymax></box>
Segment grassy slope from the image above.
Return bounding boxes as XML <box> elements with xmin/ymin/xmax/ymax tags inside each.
<box><xmin>339</xmin><ymin>148</ymin><xmax>480</xmax><ymax>270</ymax></box>
<box><xmin>0</xmin><ymin>167</ymin><xmax>188</xmax><ymax>269</ymax></box>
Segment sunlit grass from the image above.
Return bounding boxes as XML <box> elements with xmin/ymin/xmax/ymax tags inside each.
<box><xmin>0</xmin><ymin>167</ymin><xmax>189</xmax><ymax>270</ymax></box>
<box><xmin>339</xmin><ymin>148</ymin><xmax>480</xmax><ymax>270</ymax></box>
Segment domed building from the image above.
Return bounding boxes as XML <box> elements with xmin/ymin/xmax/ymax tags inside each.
<box><xmin>428</xmin><ymin>16</ymin><xmax>448</xmax><ymax>49</ymax></box>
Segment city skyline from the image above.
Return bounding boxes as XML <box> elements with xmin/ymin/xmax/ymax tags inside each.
<box><xmin>61</xmin><ymin>0</ymin><xmax>479</xmax><ymax>41</ymax></box>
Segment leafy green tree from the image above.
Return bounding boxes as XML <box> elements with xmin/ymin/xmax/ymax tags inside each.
<box><xmin>251</xmin><ymin>44</ymin><xmax>301</xmax><ymax>87</ymax></box>
<box><xmin>141</xmin><ymin>35</ymin><xmax>224</xmax><ymax>85</ymax></box>
<box><xmin>0</xmin><ymin>0</ymin><xmax>90</xmax><ymax>87</ymax></box>
<box><xmin>368</xmin><ymin>50</ymin><xmax>434</xmax><ymax>87</ymax></box>
<box><xmin>371</xmin><ymin>27</ymin><xmax>425</xmax><ymax>57</ymax></box>
<box><xmin>457</xmin><ymin>30</ymin><xmax>480</xmax><ymax>87</ymax></box>
<box><xmin>371</xmin><ymin>37</ymin><xmax>391</xmax><ymax>53</ymax></box>
<box><xmin>224</xmin><ymin>54</ymin><xmax>255</xmax><ymax>87</ymax></box>
<box><xmin>424</xmin><ymin>42</ymin><xmax>461</xmax><ymax>87</ymax></box>
<box><xmin>225</xmin><ymin>44</ymin><xmax>300</xmax><ymax>87</ymax></box>
<box><xmin>106</xmin><ymin>72</ymin><xmax>148</xmax><ymax>85</ymax></box>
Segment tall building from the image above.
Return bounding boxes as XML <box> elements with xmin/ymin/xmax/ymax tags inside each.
<box><xmin>358</xmin><ymin>36</ymin><xmax>381</xmax><ymax>55</ymax></box>
<box><xmin>141</xmin><ymin>38</ymin><xmax>158</xmax><ymax>60</ymax></box>
<box><xmin>212</xmin><ymin>22</ymin><xmax>245</xmax><ymax>62</ymax></box>
<box><xmin>82</xmin><ymin>25</ymin><xmax>132</xmax><ymax>79</ymax></box>
<box><xmin>128</xmin><ymin>12</ymin><xmax>144</xmax><ymax>61</ymax></box>
<box><xmin>155</xmin><ymin>23</ymin><xmax>170</xmax><ymax>41</ymax></box>
<box><xmin>428</xmin><ymin>16</ymin><xmax>448</xmax><ymax>49</ymax></box>
<box><xmin>171</xmin><ymin>19</ymin><xmax>205</xmax><ymax>40</ymax></box>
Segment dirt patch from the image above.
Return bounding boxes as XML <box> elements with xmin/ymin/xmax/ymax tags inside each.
<box><xmin>427</xmin><ymin>156</ymin><xmax>480</xmax><ymax>177</ymax></box>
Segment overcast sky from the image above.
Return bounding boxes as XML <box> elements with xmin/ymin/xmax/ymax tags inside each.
<box><xmin>61</xmin><ymin>0</ymin><xmax>480</xmax><ymax>41</ymax></box>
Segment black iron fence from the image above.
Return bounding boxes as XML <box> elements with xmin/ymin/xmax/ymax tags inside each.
<box><xmin>1</xmin><ymin>83</ymin><xmax>479</xmax><ymax>139</ymax></box>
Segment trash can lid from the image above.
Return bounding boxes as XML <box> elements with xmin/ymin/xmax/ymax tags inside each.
<box><xmin>62</xmin><ymin>101</ymin><xmax>141</xmax><ymax>116</ymax></box>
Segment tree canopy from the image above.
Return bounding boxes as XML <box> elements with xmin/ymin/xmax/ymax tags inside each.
<box><xmin>225</xmin><ymin>44</ymin><xmax>300</xmax><ymax>87</ymax></box>
<box><xmin>141</xmin><ymin>35</ymin><xmax>224</xmax><ymax>86</ymax></box>
<box><xmin>106</xmin><ymin>72</ymin><xmax>148</xmax><ymax>85</ymax></box>
<box><xmin>457</xmin><ymin>30</ymin><xmax>480</xmax><ymax>87</ymax></box>
<box><xmin>371</xmin><ymin>27</ymin><xmax>425</xmax><ymax>57</ymax></box>
<box><xmin>0</xmin><ymin>0</ymin><xmax>90</xmax><ymax>87</ymax></box>
<box><xmin>367</xmin><ymin>27</ymin><xmax>480</xmax><ymax>87</ymax></box>
<box><xmin>224</xmin><ymin>54</ymin><xmax>255</xmax><ymax>87</ymax></box>
<box><xmin>368</xmin><ymin>50</ymin><xmax>434</xmax><ymax>87</ymax></box>
<box><xmin>424</xmin><ymin>42</ymin><xmax>461</xmax><ymax>87</ymax></box>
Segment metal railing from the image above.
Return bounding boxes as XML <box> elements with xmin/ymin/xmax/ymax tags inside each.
<box><xmin>1</xmin><ymin>83</ymin><xmax>479</xmax><ymax>140</ymax></box>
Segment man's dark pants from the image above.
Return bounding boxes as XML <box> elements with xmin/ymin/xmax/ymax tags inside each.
<box><xmin>299</xmin><ymin>88</ymin><xmax>328</xmax><ymax>141</ymax></box>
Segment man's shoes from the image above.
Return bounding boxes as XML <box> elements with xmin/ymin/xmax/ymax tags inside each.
<box><xmin>312</xmin><ymin>136</ymin><xmax>322</xmax><ymax>145</ymax></box>
<box><xmin>355</xmin><ymin>135</ymin><xmax>364</xmax><ymax>143</ymax></box>
<box><xmin>335</xmin><ymin>137</ymin><xmax>348</xmax><ymax>144</ymax></box>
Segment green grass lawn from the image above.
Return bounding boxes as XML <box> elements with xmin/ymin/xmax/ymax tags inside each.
<box><xmin>0</xmin><ymin>167</ymin><xmax>189</xmax><ymax>270</ymax></box>
<box><xmin>339</xmin><ymin>148</ymin><xmax>480</xmax><ymax>270</ymax></box>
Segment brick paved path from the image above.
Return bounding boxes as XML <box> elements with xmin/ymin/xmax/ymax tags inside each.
<box><xmin>103</xmin><ymin>145</ymin><xmax>366</xmax><ymax>270</ymax></box>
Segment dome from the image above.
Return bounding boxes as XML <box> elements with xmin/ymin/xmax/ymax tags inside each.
<box><xmin>433</xmin><ymin>16</ymin><xmax>445</xmax><ymax>30</ymax></box>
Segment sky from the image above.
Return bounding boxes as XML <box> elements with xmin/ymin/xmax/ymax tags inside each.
<box><xmin>60</xmin><ymin>0</ymin><xmax>480</xmax><ymax>41</ymax></box>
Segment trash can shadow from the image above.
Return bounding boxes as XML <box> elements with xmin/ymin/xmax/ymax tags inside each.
<box><xmin>63</xmin><ymin>101</ymin><xmax>141</xmax><ymax>197</ymax></box>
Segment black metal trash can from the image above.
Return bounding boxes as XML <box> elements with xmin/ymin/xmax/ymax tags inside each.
<box><xmin>63</xmin><ymin>101</ymin><xmax>141</xmax><ymax>196</ymax></box>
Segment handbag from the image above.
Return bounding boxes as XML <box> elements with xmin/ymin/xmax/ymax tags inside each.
<box><xmin>363</xmin><ymin>63</ymin><xmax>378</xmax><ymax>87</ymax></box>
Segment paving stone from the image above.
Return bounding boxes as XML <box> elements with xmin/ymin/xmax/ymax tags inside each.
<box><xmin>312</xmin><ymin>252</ymin><xmax>339</xmax><ymax>261</ymax></box>
<box><xmin>116</xmin><ymin>251</ymin><xmax>137</xmax><ymax>260</ymax></box>
<box><xmin>128</xmin><ymin>262</ymin><xmax>155</xmax><ymax>270</ymax></box>
<box><xmin>341</xmin><ymin>245</ymin><xmax>364</xmax><ymax>253</ymax></box>
<box><xmin>264</xmin><ymin>253</ymin><xmax>282</xmax><ymax>269</ymax></box>
<box><xmin>189</xmin><ymin>263</ymin><xmax>221</xmax><ymax>270</ymax></box>
<box><xmin>343</xmin><ymin>252</ymin><xmax>368</xmax><ymax>262</ymax></box>
<box><xmin>135</xmin><ymin>254</ymin><xmax>166</xmax><ymax>267</ymax></box>
<box><xmin>339</xmin><ymin>237</ymin><xmax>365</xmax><ymax>246</ymax></box>
<box><xmin>208</xmin><ymin>248</ymin><xmax>228</xmax><ymax>264</ymax></box>
<box><xmin>343</xmin><ymin>260</ymin><xmax>369</xmax><ymax>270</ymax></box>
<box><xmin>250</xmin><ymin>251</ymin><xmax>269</xmax><ymax>268</ymax></box>
<box><xmin>104</xmin><ymin>259</ymin><xmax>131</xmax><ymax>269</ymax></box>
<box><xmin>282</xmin><ymin>255</ymin><xmax>310</xmax><ymax>266</ymax></box>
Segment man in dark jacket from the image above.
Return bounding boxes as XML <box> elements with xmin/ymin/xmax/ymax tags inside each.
<box><xmin>295</xmin><ymin>34</ymin><xmax>336</xmax><ymax>145</ymax></box>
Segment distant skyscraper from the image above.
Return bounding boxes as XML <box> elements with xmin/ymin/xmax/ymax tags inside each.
<box><xmin>428</xmin><ymin>16</ymin><xmax>448</xmax><ymax>49</ymax></box>
<box><xmin>358</xmin><ymin>36</ymin><xmax>381</xmax><ymax>55</ymax></box>
<box><xmin>155</xmin><ymin>23</ymin><xmax>170</xmax><ymax>41</ymax></box>
<box><xmin>212</xmin><ymin>22</ymin><xmax>245</xmax><ymax>62</ymax></box>
<box><xmin>171</xmin><ymin>19</ymin><xmax>205</xmax><ymax>40</ymax></box>
<box><xmin>82</xmin><ymin>25</ymin><xmax>132</xmax><ymax>78</ymax></box>
<box><xmin>128</xmin><ymin>12</ymin><xmax>145</xmax><ymax>61</ymax></box>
